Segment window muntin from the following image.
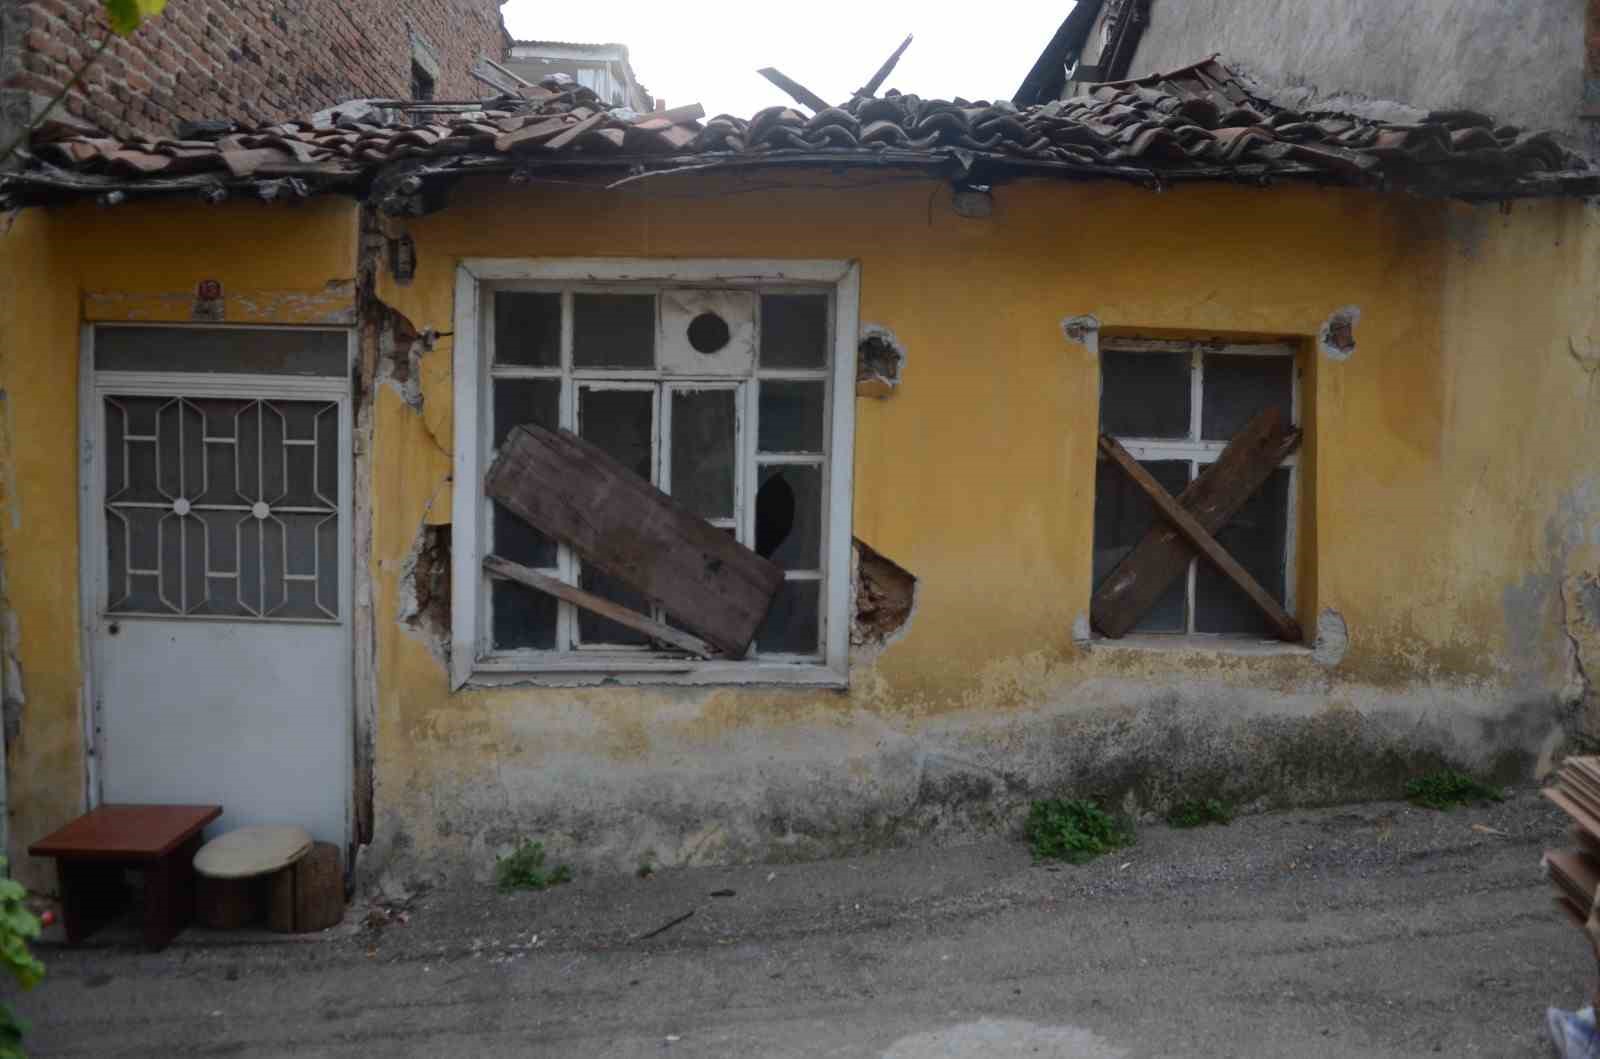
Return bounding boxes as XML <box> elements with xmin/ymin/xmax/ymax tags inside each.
<box><xmin>481</xmin><ymin>284</ymin><xmax>835</xmax><ymax>664</ymax></box>
<box><xmin>1093</xmin><ymin>340</ymin><xmax>1299</xmax><ymax>637</ymax></box>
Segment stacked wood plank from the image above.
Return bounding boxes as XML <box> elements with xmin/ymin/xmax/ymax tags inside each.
<box><xmin>1543</xmin><ymin>758</ymin><xmax>1600</xmax><ymax>933</ymax></box>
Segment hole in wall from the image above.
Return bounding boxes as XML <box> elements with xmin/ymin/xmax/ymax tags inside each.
<box><xmin>687</xmin><ymin>312</ymin><xmax>732</xmax><ymax>354</ymax></box>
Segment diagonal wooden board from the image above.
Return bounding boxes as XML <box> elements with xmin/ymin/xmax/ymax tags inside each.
<box><xmin>1098</xmin><ymin>435</ymin><xmax>1302</xmax><ymax>641</ymax></box>
<box><xmin>485</xmin><ymin>423</ymin><xmax>784</xmax><ymax>658</ymax></box>
<box><xmin>1091</xmin><ymin>406</ymin><xmax>1302</xmax><ymax>639</ymax></box>
<box><xmin>484</xmin><ymin>555</ymin><xmax>717</xmax><ymax>659</ymax></box>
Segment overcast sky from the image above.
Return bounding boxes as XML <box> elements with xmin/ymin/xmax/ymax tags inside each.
<box><xmin>500</xmin><ymin>2</ymin><xmax>1070</xmax><ymax>117</ymax></box>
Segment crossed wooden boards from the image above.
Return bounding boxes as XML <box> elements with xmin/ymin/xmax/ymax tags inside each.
<box><xmin>1091</xmin><ymin>407</ymin><xmax>1303</xmax><ymax>641</ymax></box>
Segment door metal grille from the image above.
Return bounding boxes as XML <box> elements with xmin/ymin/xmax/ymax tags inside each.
<box><xmin>103</xmin><ymin>396</ymin><xmax>340</xmax><ymax>621</ymax></box>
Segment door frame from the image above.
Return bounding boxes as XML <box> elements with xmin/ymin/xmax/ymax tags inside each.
<box><xmin>76</xmin><ymin>323</ymin><xmax>357</xmax><ymax>845</ymax></box>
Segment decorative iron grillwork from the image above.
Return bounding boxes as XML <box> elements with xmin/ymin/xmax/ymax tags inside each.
<box><xmin>103</xmin><ymin>396</ymin><xmax>340</xmax><ymax>621</ymax></box>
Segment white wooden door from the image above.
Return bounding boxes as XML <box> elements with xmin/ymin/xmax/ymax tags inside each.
<box><xmin>84</xmin><ymin>326</ymin><xmax>352</xmax><ymax>845</ymax></box>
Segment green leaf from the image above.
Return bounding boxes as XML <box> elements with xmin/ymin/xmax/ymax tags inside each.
<box><xmin>102</xmin><ymin>0</ymin><xmax>166</xmax><ymax>36</ymax></box>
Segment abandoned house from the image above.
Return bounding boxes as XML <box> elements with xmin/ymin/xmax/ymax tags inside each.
<box><xmin>3</xmin><ymin>46</ymin><xmax>1600</xmax><ymax>892</ymax></box>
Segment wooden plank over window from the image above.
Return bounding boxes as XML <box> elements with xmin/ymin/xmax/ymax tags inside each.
<box><xmin>1097</xmin><ymin>435</ymin><xmax>1302</xmax><ymax>641</ymax></box>
<box><xmin>1091</xmin><ymin>407</ymin><xmax>1301</xmax><ymax>639</ymax></box>
<box><xmin>486</xmin><ymin>423</ymin><xmax>784</xmax><ymax>657</ymax></box>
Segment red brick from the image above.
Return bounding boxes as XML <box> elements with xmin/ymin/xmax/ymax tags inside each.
<box><xmin>11</xmin><ymin>0</ymin><xmax>506</xmax><ymax>138</ymax></box>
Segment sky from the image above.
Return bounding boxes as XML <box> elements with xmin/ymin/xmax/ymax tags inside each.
<box><xmin>500</xmin><ymin>1</ymin><xmax>1070</xmax><ymax>118</ymax></box>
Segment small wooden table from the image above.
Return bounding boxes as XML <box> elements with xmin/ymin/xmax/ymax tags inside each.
<box><xmin>30</xmin><ymin>804</ymin><xmax>221</xmax><ymax>950</ymax></box>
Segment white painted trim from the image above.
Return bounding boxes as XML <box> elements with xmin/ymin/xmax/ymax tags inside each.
<box><xmin>1101</xmin><ymin>337</ymin><xmax>1298</xmax><ymax>358</ymax></box>
<box><xmin>90</xmin><ymin>371</ymin><xmax>349</xmax><ymax>400</ymax></box>
<box><xmin>451</xmin><ymin>266</ymin><xmax>482</xmax><ymax>690</ymax></box>
<box><xmin>451</xmin><ymin>258</ymin><xmax>858</xmax><ymax>687</ymax></box>
<box><xmin>76</xmin><ymin>325</ymin><xmax>101</xmax><ymax>809</ymax></box>
<box><xmin>460</xmin><ymin>258</ymin><xmax>857</xmax><ymax>285</ymax></box>
<box><xmin>822</xmin><ymin>262</ymin><xmax>860</xmax><ymax>683</ymax></box>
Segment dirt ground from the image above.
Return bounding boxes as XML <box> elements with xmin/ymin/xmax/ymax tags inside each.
<box><xmin>13</xmin><ymin>788</ymin><xmax>1593</xmax><ymax>1057</ymax></box>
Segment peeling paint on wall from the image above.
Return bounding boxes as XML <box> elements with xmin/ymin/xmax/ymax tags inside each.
<box><xmin>1313</xmin><ymin>609</ymin><xmax>1350</xmax><ymax>667</ymax></box>
<box><xmin>1319</xmin><ymin>306</ymin><xmax>1360</xmax><ymax>360</ymax></box>
<box><xmin>84</xmin><ymin>278</ymin><xmax>357</xmax><ymax>325</ymax></box>
<box><xmin>852</xmin><ymin>537</ymin><xmax>917</xmax><ymax>648</ymax></box>
<box><xmin>398</xmin><ymin>521</ymin><xmax>452</xmax><ymax>667</ymax></box>
<box><xmin>1061</xmin><ymin>313</ymin><xmax>1101</xmax><ymax>346</ymax></box>
<box><xmin>856</xmin><ymin>325</ymin><xmax>906</xmax><ymax>398</ymax></box>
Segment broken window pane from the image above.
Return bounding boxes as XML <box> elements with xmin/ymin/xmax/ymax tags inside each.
<box><xmin>1100</xmin><ymin>351</ymin><xmax>1191</xmax><ymax>439</ymax></box>
<box><xmin>760</xmin><ymin>294</ymin><xmax>829</xmax><ymax>369</ymax></box>
<box><xmin>579</xmin><ymin>388</ymin><xmax>653</xmax><ymax>480</ymax></box>
<box><xmin>1195</xmin><ymin>467</ymin><xmax>1291</xmax><ymax>636</ymax></box>
<box><xmin>576</xmin><ymin>566</ymin><xmax>653</xmax><ymax>646</ymax></box>
<box><xmin>1092</xmin><ymin>457</ymin><xmax>1189</xmax><ymax>633</ymax></box>
<box><xmin>756</xmin><ymin>465</ymin><xmax>821</xmax><ymax>570</ymax></box>
<box><xmin>492</xmin><ymin>580</ymin><xmax>557</xmax><ymax>650</ymax></box>
<box><xmin>758</xmin><ymin>381</ymin><xmax>825</xmax><ymax>453</ymax></box>
<box><xmin>1201</xmin><ymin>353</ymin><xmax>1294</xmax><ymax>441</ymax></box>
<box><xmin>756</xmin><ymin>578</ymin><xmax>820</xmax><ymax>655</ymax></box>
<box><xmin>573</xmin><ymin>294</ymin><xmax>655</xmax><ymax>369</ymax></box>
<box><xmin>492</xmin><ymin>379</ymin><xmax>561</xmax><ymax>568</ymax></box>
<box><xmin>494</xmin><ymin>291</ymin><xmax>561</xmax><ymax>368</ymax></box>
<box><xmin>671</xmin><ymin>389</ymin><xmax>736</xmax><ymax>519</ymax></box>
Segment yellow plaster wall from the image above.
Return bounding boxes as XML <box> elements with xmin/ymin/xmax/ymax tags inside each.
<box><xmin>364</xmin><ymin>174</ymin><xmax>1600</xmax><ymax>875</ymax></box>
<box><xmin>5</xmin><ymin>174</ymin><xmax>1598</xmax><ymax>885</ymax></box>
<box><xmin>0</xmin><ymin>198</ymin><xmax>358</xmax><ymax>889</ymax></box>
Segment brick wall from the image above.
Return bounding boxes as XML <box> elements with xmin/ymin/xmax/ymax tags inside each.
<box><xmin>2</xmin><ymin>0</ymin><xmax>509</xmax><ymax>141</ymax></box>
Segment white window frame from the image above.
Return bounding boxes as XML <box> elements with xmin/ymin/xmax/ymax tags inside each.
<box><xmin>1098</xmin><ymin>336</ymin><xmax>1300</xmax><ymax>638</ymax></box>
<box><xmin>450</xmin><ymin>258</ymin><xmax>860</xmax><ymax>689</ymax></box>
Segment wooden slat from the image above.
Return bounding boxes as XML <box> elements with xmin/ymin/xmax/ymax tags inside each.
<box><xmin>1091</xmin><ymin>407</ymin><xmax>1302</xmax><ymax>639</ymax></box>
<box><xmin>485</xmin><ymin>555</ymin><xmax>718</xmax><ymax>659</ymax></box>
<box><xmin>485</xmin><ymin>424</ymin><xmax>783</xmax><ymax>657</ymax></box>
<box><xmin>1098</xmin><ymin>435</ymin><xmax>1302</xmax><ymax>641</ymax></box>
<box><xmin>858</xmin><ymin>34</ymin><xmax>914</xmax><ymax>98</ymax></box>
<box><xmin>1548</xmin><ymin>788</ymin><xmax>1600</xmax><ymax>842</ymax></box>
<box><xmin>756</xmin><ymin>67</ymin><xmax>832</xmax><ymax>113</ymax></box>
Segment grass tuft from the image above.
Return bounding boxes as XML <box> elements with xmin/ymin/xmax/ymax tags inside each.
<box><xmin>1404</xmin><ymin>769</ymin><xmax>1504</xmax><ymax>810</ymax></box>
<box><xmin>1167</xmin><ymin>798</ymin><xmax>1233</xmax><ymax>829</ymax></box>
<box><xmin>1024</xmin><ymin>798</ymin><xmax>1134</xmax><ymax>864</ymax></box>
<box><xmin>495</xmin><ymin>840</ymin><xmax>573</xmax><ymax>892</ymax></box>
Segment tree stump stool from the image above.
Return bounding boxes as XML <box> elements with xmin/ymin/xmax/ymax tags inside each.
<box><xmin>193</xmin><ymin>825</ymin><xmax>312</xmax><ymax>932</ymax></box>
<box><xmin>268</xmin><ymin>842</ymin><xmax>343</xmax><ymax>933</ymax></box>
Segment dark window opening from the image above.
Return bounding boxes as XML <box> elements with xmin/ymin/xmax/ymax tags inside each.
<box><xmin>411</xmin><ymin>61</ymin><xmax>435</xmax><ymax>101</ymax></box>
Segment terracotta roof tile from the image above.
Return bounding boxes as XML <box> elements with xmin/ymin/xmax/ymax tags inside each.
<box><xmin>8</xmin><ymin>59</ymin><xmax>1595</xmax><ymax>210</ymax></box>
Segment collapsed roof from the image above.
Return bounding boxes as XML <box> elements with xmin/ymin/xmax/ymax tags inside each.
<box><xmin>3</xmin><ymin>59</ymin><xmax>1594</xmax><ymax>212</ymax></box>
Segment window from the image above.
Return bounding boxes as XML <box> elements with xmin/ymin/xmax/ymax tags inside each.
<box><xmin>1093</xmin><ymin>338</ymin><xmax>1299</xmax><ymax>638</ymax></box>
<box><xmin>451</xmin><ymin>259</ymin><xmax>859</xmax><ymax>687</ymax></box>
<box><xmin>410</xmin><ymin>61</ymin><xmax>435</xmax><ymax>101</ymax></box>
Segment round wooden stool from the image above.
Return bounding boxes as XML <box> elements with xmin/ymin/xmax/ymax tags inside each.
<box><xmin>193</xmin><ymin>826</ymin><xmax>312</xmax><ymax>929</ymax></box>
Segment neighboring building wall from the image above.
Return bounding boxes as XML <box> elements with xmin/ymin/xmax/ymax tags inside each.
<box><xmin>1</xmin><ymin>0</ymin><xmax>509</xmax><ymax>142</ymax></box>
<box><xmin>504</xmin><ymin>40</ymin><xmax>650</xmax><ymax>110</ymax></box>
<box><xmin>7</xmin><ymin>178</ymin><xmax>1600</xmax><ymax>890</ymax></box>
<box><xmin>1104</xmin><ymin>0</ymin><xmax>1592</xmax><ymax>153</ymax></box>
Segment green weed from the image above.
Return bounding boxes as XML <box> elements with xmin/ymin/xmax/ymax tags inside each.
<box><xmin>495</xmin><ymin>841</ymin><xmax>573</xmax><ymax>892</ymax></box>
<box><xmin>1404</xmin><ymin>769</ymin><xmax>1504</xmax><ymax>810</ymax></box>
<box><xmin>1024</xmin><ymin>798</ymin><xmax>1134</xmax><ymax>864</ymax></box>
<box><xmin>1167</xmin><ymin>798</ymin><xmax>1233</xmax><ymax>828</ymax></box>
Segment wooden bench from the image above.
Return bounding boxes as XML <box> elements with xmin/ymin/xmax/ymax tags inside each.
<box><xmin>30</xmin><ymin>804</ymin><xmax>221</xmax><ymax>950</ymax></box>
